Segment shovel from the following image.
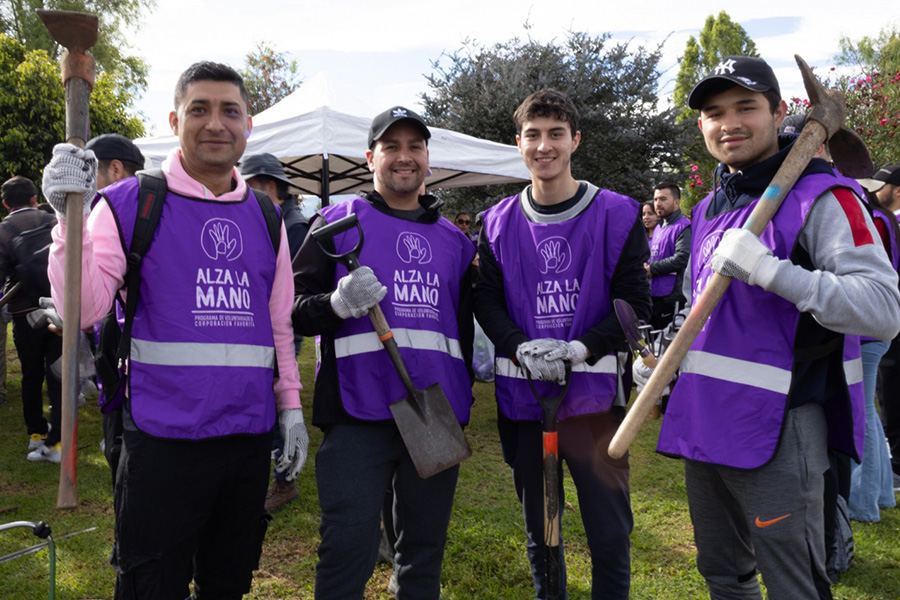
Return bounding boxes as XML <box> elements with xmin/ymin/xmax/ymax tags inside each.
<box><xmin>37</xmin><ymin>9</ymin><xmax>98</xmax><ymax>510</ymax></box>
<box><xmin>311</xmin><ymin>213</ymin><xmax>472</xmax><ymax>479</ymax></box>
<box><xmin>525</xmin><ymin>362</ymin><xmax>572</xmax><ymax>600</ymax></box>
<box><xmin>614</xmin><ymin>299</ymin><xmax>661</xmax><ymax>419</ymax></box>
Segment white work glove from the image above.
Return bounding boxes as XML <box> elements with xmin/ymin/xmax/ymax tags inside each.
<box><xmin>632</xmin><ymin>355</ymin><xmax>655</xmax><ymax>393</ymax></box>
<box><xmin>276</xmin><ymin>408</ymin><xmax>309</xmax><ymax>481</ymax></box>
<box><xmin>709</xmin><ymin>229</ymin><xmax>780</xmax><ymax>289</ymax></box>
<box><xmin>42</xmin><ymin>143</ymin><xmax>97</xmax><ymax>218</ymax></box>
<box><xmin>544</xmin><ymin>340</ymin><xmax>590</xmax><ymax>366</ymax></box>
<box><xmin>330</xmin><ymin>266</ymin><xmax>388</xmax><ymax>319</ymax></box>
<box><xmin>515</xmin><ymin>339</ymin><xmax>569</xmax><ymax>384</ymax></box>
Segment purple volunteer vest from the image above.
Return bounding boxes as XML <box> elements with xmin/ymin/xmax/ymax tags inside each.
<box><xmin>649</xmin><ymin>215</ymin><xmax>690</xmax><ymax>297</ymax></box>
<box><xmin>319</xmin><ymin>198</ymin><xmax>475</xmax><ymax>423</ymax></box>
<box><xmin>483</xmin><ymin>188</ymin><xmax>638</xmax><ymax>421</ymax></box>
<box><xmin>658</xmin><ymin>174</ymin><xmax>865</xmax><ymax>468</ymax></box>
<box><xmin>106</xmin><ymin>177</ymin><xmax>278</xmax><ymax>439</ymax></box>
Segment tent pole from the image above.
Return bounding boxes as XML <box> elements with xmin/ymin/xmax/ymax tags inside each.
<box><xmin>321</xmin><ymin>153</ymin><xmax>330</xmax><ymax>206</ymax></box>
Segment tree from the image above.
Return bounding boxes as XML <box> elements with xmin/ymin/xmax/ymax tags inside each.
<box><xmin>240</xmin><ymin>42</ymin><xmax>302</xmax><ymax>115</ymax></box>
<box><xmin>0</xmin><ymin>34</ymin><xmax>144</xmax><ymax>191</ymax></box>
<box><xmin>827</xmin><ymin>27</ymin><xmax>900</xmax><ymax>168</ymax></box>
<box><xmin>674</xmin><ymin>12</ymin><xmax>758</xmax><ymax>211</ymax></box>
<box><xmin>0</xmin><ymin>0</ymin><xmax>154</xmax><ymax>94</ymax></box>
<box><xmin>421</xmin><ymin>30</ymin><xmax>688</xmax><ymax>215</ymax></box>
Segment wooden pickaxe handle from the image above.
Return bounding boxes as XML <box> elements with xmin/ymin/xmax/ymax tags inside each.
<box><xmin>609</xmin><ymin>55</ymin><xmax>846</xmax><ymax>459</ymax></box>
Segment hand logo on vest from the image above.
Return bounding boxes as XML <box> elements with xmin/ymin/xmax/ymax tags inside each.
<box><xmin>201</xmin><ymin>218</ymin><xmax>243</xmax><ymax>261</ymax></box>
<box><xmin>537</xmin><ymin>237</ymin><xmax>572</xmax><ymax>275</ymax></box>
<box><xmin>754</xmin><ymin>513</ymin><xmax>791</xmax><ymax>528</ymax></box>
<box><xmin>397</xmin><ymin>232</ymin><xmax>432</xmax><ymax>265</ymax></box>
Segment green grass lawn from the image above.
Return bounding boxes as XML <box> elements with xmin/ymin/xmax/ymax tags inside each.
<box><xmin>1</xmin><ymin>329</ymin><xmax>898</xmax><ymax>598</ymax></box>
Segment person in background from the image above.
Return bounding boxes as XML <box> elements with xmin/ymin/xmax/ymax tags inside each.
<box><xmin>642</xmin><ymin>200</ymin><xmax>659</xmax><ymax>239</ymax></box>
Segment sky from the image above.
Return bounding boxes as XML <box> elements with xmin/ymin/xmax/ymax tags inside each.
<box><xmin>129</xmin><ymin>1</ymin><xmax>899</xmax><ymax>138</ymax></box>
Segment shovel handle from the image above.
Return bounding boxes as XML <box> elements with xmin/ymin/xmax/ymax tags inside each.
<box><xmin>368</xmin><ymin>304</ymin><xmax>417</xmax><ymax>397</ymax></box>
<box><xmin>608</xmin><ymin>121</ymin><xmax>827</xmax><ymax>459</ymax></box>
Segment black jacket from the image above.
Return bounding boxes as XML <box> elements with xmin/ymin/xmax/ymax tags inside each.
<box><xmin>292</xmin><ymin>191</ymin><xmax>476</xmax><ymax>428</ymax></box>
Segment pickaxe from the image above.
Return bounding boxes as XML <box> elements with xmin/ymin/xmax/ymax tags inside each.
<box><xmin>36</xmin><ymin>9</ymin><xmax>99</xmax><ymax>509</ymax></box>
<box><xmin>608</xmin><ymin>55</ymin><xmax>872</xmax><ymax>459</ymax></box>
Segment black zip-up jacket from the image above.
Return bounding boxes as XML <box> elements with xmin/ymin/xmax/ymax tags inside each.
<box><xmin>292</xmin><ymin>191</ymin><xmax>475</xmax><ymax>428</ymax></box>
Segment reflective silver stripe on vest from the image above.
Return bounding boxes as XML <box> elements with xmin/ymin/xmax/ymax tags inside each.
<box><xmin>131</xmin><ymin>339</ymin><xmax>275</xmax><ymax>368</ymax></box>
<box><xmin>681</xmin><ymin>350</ymin><xmax>792</xmax><ymax>395</ymax></box>
<box><xmin>334</xmin><ymin>328</ymin><xmax>463</xmax><ymax>360</ymax></box>
<box><xmin>494</xmin><ymin>355</ymin><xmax>617</xmax><ymax>379</ymax></box>
<box><xmin>844</xmin><ymin>357</ymin><xmax>864</xmax><ymax>386</ymax></box>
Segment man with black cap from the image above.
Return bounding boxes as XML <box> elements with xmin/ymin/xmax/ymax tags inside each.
<box><xmin>868</xmin><ymin>163</ymin><xmax>900</xmax><ymax>489</ymax></box>
<box><xmin>86</xmin><ymin>133</ymin><xmax>146</xmax><ymax>189</ymax></box>
<box><xmin>241</xmin><ymin>153</ymin><xmax>309</xmax><ymax>259</ymax></box>
<box><xmin>654</xmin><ymin>56</ymin><xmax>900</xmax><ymax>599</ymax></box>
<box><xmin>292</xmin><ymin>106</ymin><xmax>475</xmax><ymax>599</ymax></box>
<box><xmin>0</xmin><ymin>175</ymin><xmax>62</xmax><ymax>463</ymax></box>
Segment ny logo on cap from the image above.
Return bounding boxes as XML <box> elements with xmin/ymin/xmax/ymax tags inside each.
<box><xmin>392</xmin><ymin>108</ymin><xmax>408</xmax><ymax>118</ymax></box>
<box><xmin>713</xmin><ymin>59</ymin><xmax>737</xmax><ymax>76</ymax></box>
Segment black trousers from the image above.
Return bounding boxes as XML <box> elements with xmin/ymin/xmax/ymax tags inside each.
<box><xmin>12</xmin><ymin>315</ymin><xmax>62</xmax><ymax>445</ymax></box>
<box><xmin>112</xmin><ymin>428</ymin><xmax>273</xmax><ymax>600</ymax></box>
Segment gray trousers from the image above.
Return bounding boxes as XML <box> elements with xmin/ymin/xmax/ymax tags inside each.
<box><xmin>685</xmin><ymin>403</ymin><xmax>832</xmax><ymax>600</ymax></box>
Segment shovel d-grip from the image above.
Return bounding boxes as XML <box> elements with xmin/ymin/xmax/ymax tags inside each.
<box><xmin>0</xmin><ymin>521</ymin><xmax>56</xmax><ymax>600</ymax></box>
<box><xmin>526</xmin><ymin>362</ymin><xmax>572</xmax><ymax>600</ymax></box>
<box><xmin>311</xmin><ymin>213</ymin><xmax>472</xmax><ymax>478</ymax></box>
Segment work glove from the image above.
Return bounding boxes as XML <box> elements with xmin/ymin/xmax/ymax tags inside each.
<box><xmin>42</xmin><ymin>143</ymin><xmax>97</xmax><ymax>219</ymax></box>
<box><xmin>543</xmin><ymin>340</ymin><xmax>590</xmax><ymax>366</ymax></box>
<box><xmin>515</xmin><ymin>338</ymin><xmax>568</xmax><ymax>384</ymax></box>
<box><xmin>632</xmin><ymin>355</ymin><xmax>655</xmax><ymax>393</ymax></box>
<box><xmin>709</xmin><ymin>229</ymin><xmax>780</xmax><ymax>289</ymax></box>
<box><xmin>330</xmin><ymin>266</ymin><xmax>388</xmax><ymax>319</ymax></box>
<box><xmin>276</xmin><ymin>408</ymin><xmax>309</xmax><ymax>481</ymax></box>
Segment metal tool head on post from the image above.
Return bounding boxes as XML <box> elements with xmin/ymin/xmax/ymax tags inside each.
<box><xmin>796</xmin><ymin>54</ymin><xmax>874</xmax><ymax>178</ymax></box>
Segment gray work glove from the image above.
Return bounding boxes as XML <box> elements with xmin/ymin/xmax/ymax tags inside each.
<box><xmin>515</xmin><ymin>339</ymin><xmax>568</xmax><ymax>384</ymax></box>
<box><xmin>276</xmin><ymin>408</ymin><xmax>309</xmax><ymax>481</ymax></box>
<box><xmin>330</xmin><ymin>266</ymin><xmax>388</xmax><ymax>319</ymax></box>
<box><xmin>543</xmin><ymin>340</ymin><xmax>589</xmax><ymax>365</ymax></box>
<box><xmin>42</xmin><ymin>143</ymin><xmax>97</xmax><ymax>219</ymax></box>
<box><xmin>709</xmin><ymin>229</ymin><xmax>780</xmax><ymax>289</ymax></box>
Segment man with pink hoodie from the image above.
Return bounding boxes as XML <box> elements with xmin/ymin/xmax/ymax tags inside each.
<box><xmin>42</xmin><ymin>61</ymin><xmax>306</xmax><ymax>600</ymax></box>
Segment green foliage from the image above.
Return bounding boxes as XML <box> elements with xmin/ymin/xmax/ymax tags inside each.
<box><xmin>0</xmin><ymin>0</ymin><xmax>154</xmax><ymax>94</ymax></box>
<box><xmin>1</xmin><ymin>333</ymin><xmax>899</xmax><ymax>598</ymax></box>
<box><xmin>827</xmin><ymin>27</ymin><xmax>900</xmax><ymax>168</ymax></box>
<box><xmin>421</xmin><ymin>30</ymin><xmax>689</xmax><ymax>214</ymax></box>
<box><xmin>674</xmin><ymin>12</ymin><xmax>759</xmax><ymax>213</ymax></box>
<box><xmin>0</xmin><ymin>34</ymin><xmax>144</xmax><ymax>187</ymax></box>
<box><xmin>240</xmin><ymin>41</ymin><xmax>302</xmax><ymax>115</ymax></box>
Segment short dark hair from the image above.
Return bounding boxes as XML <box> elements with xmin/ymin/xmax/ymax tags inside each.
<box><xmin>455</xmin><ymin>212</ymin><xmax>471</xmax><ymax>220</ymax></box>
<box><xmin>98</xmin><ymin>158</ymin><xmax>142</xmax><ymax>178</ymax></box>
<box><xmin>174</xmin><ymin>61</ymin><xmax>249</xmax><ymax>111</ymax></box>
<box><xmin>653</xmin><ymin>182</ymin><xmax>681</xmax><ymax>200</ymax></box>
<box><xmin>514</xmin><ymin>89</ymin><xmax>579</xmax><ymax>136</ymax></box>
<box><xmin>1</xmin><ymin>176</ymin><xmax>37</xmax><ymax>208</ymax></box>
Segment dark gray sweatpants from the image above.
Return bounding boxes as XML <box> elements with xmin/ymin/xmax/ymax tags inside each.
<box><xmin>684</xmin><ymin>403</ymin><xmax>832</xmax><ymax>600</ymax></box>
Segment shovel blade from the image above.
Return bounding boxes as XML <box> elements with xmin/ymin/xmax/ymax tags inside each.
<box><xmin>390</xmin><ymin>384</ymin><xmax>472</xmax><ymax>479</ymax></box>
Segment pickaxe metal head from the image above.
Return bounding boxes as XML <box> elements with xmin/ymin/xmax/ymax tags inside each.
<box><xmin>796</xmin><ymin>54</ymin><xmax>874</xmax><ymax>178</ymax></box>
<box><xmin>36</xmin><ymin>10</ymin><xmax>98</xmax><ymax>53</ymax></box>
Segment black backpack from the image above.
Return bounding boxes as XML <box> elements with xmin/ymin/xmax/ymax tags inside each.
<box><xmin>94</xmin><ymin>169</ymin><xmax>282</xmax><ymax>413</ymax></box>
<box><xmin>1</xmin><ymin>211</ymin><xmax>55</xmax><ymax>306</ymax></box>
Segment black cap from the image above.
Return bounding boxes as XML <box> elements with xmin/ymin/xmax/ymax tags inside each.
<box><xmin>873</xmin><ymin>164</ymin><xmax>900</xmax><ymax>187</ymax></box>
<box><xmin>85</xmin><ymin>133</ymin><xmax>145</xmax><ymax>166</ymax></box>
<box><xmin>240</xmin><ymin>153</ymin><xmax>293</xmax><ymax>187</ymax></box>
<box><xmin>368</xmin><ymin>106</ymin><xmax>431</xmax><ymax>149</ymax></box>
<box><xmin>1</xmin><ymin>175</ymin><xmax>38</xmax><ymax>204</ymax></box>
<box><xmin>778</xmin><ymin>113</ymin><xmax>807</xmax><ymax>138</ymax></box>
<box><xmin>688</xmin><ymin>56</ymin><xmax>780</xmax><ymax>110</ymax></box>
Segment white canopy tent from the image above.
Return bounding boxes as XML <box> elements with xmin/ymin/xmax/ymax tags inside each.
<box><xmin>134</xmin><ymin>72</ymin><xmax>529</xmax><ymax>203</ymax></box>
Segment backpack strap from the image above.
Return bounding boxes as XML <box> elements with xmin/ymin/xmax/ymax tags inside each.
<box><xmin>116</xmin><ymin>169</ymin><xmax>167</xmax><ymax>368</ymax></box>
<box><xmin>252</xmin><ymin>189</ymin><xmax>282</xmax><ymax>255</ymax></box>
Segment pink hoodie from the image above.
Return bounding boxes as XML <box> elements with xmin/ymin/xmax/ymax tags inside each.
<box><xmin>48</xmin><ymin>148</ymin><xmax>302</xmax><ymax>411</ymax></box>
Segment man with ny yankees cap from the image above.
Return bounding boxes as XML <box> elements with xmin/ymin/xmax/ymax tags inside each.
<box><xmin>292</xmin><ymin>105</ymin><xmax>474</xmax><ymax>599</ymax></box>
<box><xmin>651</xmin><ymin>55</ymin><xmax>900</xmax><ymax>599</ymax></box>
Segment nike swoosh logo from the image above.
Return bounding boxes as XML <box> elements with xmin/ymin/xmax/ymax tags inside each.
<box><xmin>755</xmin><ymin>513</ymin><xmax>791</xmax><ymax>528</ymax></box>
